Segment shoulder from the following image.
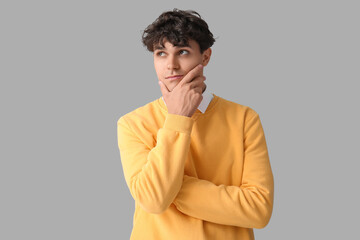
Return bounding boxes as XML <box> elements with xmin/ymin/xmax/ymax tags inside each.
<box><xmin>117</xmin><ymin>97</ymin><xmax>162</xmax><ymax>127</ymax></box>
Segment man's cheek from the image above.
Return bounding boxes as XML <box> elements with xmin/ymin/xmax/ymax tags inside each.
<box><xmin>182</xmin><ymin>69</ymin><xmax>193</xmax><ymax>80</ymax></box>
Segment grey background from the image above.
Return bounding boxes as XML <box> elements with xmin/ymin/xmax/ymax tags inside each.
<box><xmin>1</xmin><ymin>0</ymin><xmax>359</xmax><ymax>239</ymax></box>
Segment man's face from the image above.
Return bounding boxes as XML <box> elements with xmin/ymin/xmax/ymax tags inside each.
<box><xmin>153</xmin><ymin>39</ymin><xmax>211</xmax><ymax>92</ymax></box>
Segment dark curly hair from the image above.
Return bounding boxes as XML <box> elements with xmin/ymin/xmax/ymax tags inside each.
<box><xmin>142</xmin><ymin>9</ymin><xmax>215</xmax><ymax>53</ymax></box>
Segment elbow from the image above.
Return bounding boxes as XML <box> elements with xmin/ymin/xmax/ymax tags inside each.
<box><xmin>253</xmin><ymin>205</ymin><xmax>273</xmax><ymax>229</ymax></box>
<box><xmin>129</xmin><ymin>174</ymin><xmax>181</xmax><ymax>214</ymax></box>
<box><xmin>253</xmin><ymin>217</ymin><xmax>270</xmax><ymax>229</ymax></box>
<box><xmin>130</xmin><ymin>181</ymin><xmax>173</xmax><ymax>214</ymax></box>
<box><xmin>251</xmin><ymin>187</ymin><xmax>274</xmax><ymax>229</ymax></box>
<box><xmin>138</xmin><ymin>198</ymin><xmax>170</xmax><ymax>214</ymax></box>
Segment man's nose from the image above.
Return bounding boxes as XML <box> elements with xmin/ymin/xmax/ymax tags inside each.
<box><xmin>167</xmin><ymin>55</ymin><xmax>179</xmax><ymax>69</ymax></box>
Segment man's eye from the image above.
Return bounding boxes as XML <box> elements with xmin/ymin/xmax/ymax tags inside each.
<box><xmin>156</xmin><ymin>52</ymin><xmax>165</xmax><ymax>56</ymax></box>
<box><xmin>179</xmin><ymin>50</ymin><xmax>189</xmax><ymax>55</ymax></box>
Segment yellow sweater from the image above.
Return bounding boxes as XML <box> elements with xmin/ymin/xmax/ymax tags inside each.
<box><xmin>117</xmin><ymin>93</ymin><xmax>274</xmax><ymax>240</ymax></box>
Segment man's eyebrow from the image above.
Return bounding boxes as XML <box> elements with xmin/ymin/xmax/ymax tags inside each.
<box><xmin>154</xmin><ymin>45</ymin><xmax>164</xmax><ymax>51</ymax></box>
<box><xmin>153</xmin><ymin>44</ymin><xmax>192</xmax><ymax>51</ymax></box>
<box><xmin>174</xmin><ymin>44</ymin><xmax>192</xmax><ymax>49</ymax></box>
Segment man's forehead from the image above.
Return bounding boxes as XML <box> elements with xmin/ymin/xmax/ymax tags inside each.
<box><xmin>153</xmin><ymin>40</ymin><xmax>192</xmax><ymax>50</ymax></box>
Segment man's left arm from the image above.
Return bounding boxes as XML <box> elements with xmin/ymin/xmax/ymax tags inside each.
<box><xmin>173</xmin><ymin>113</ymin><xmax>274</xmax><ymax>229</ymax></box>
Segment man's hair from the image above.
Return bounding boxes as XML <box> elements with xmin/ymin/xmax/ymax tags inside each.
<box><xmin>142</xmin><ymin>9</ymin><xmax>215</xmax><ymax>53</ymax></box>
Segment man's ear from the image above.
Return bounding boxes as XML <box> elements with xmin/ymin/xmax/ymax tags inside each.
<box><xmin>201</xmin><ymin>48</ymin><xmax>212</xmax><ymax>66</ymax></box>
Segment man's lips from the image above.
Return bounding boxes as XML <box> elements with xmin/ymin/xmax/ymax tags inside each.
<box><xmin>165</xmin><ymin>75</ymin><xmax>183</xmax><ymax>81</ymax></box>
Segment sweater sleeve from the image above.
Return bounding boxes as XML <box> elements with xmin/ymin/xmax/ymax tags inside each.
<box><xmin>117</xmin><ymin>113</ymin><xmax>194</xmax><ymax>214</ymax></box>
<box><xmin>172</xmin><ymin>113</ymin><xmax>274</xmax><ymax>229</ymax></box>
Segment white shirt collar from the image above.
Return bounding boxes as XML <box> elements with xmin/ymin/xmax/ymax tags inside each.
<box><xmin>161</xmin><ymin>88</ymin><xmax>214</xmax><ymax>113</ymax></box>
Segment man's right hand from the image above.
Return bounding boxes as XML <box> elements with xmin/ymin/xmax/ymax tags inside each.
<box><xmin>159</xmin><ymin>64</ymin><xmax>206</xmax><ymax>118</ymax></box>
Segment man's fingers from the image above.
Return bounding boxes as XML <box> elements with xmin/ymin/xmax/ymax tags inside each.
<box><xmin>180</xmin><ymin>64</ymin><xmax>203</xmax><ymax>85</ymax></box>
<box><xmin>158</xmin><ymin>81</ymin><xmax>169</xmax><ymax>96</ymax></box>
<box><xmin>188</xmin><ymin>75</ymin><xmax>206</xmax><ymax>89</ymax></box>
<box><xmin>202</xmin><ymin>83</ymin><xmax>207</xmax><ymax>93</ymax></box>
<box><xmin>193</xmin><ymin>82</ymin><xmax>206</xmax><ymax>94</ymax></box>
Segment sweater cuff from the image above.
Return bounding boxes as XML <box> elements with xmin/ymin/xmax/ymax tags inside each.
<box><xmin>163</xmin><ymin>113</ymin><xmax>195</xmax><ymax>134</ymax></box>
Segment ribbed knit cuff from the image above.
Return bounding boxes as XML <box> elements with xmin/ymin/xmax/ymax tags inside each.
<box><xmin>163</xmin><ymin>113</ymin><xmax>195</xmax><ymax>134</ymax></box>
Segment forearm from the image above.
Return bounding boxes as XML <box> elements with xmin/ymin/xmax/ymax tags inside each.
<box><xmin>173</xmin><ymin>174</ymin><xmax>274</xmax><ymax>228</ymax></box>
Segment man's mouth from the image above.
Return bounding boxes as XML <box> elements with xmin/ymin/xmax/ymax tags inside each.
<box><xmin>166</xmin><ymin>75</ymin><xmax>183</xmax><ymax>81</ymax></box>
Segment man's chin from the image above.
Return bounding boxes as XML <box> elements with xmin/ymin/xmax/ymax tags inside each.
<box><xmin>168</xmin><ymin>83</ymin><xmax>180</xmax><ymax>92</ymax></box>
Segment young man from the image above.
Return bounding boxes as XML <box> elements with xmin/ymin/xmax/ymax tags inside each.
<box><xmin>117</xmin><ymin>9</ymin><xmax>274</xmax><ymax>240</ymax></box>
